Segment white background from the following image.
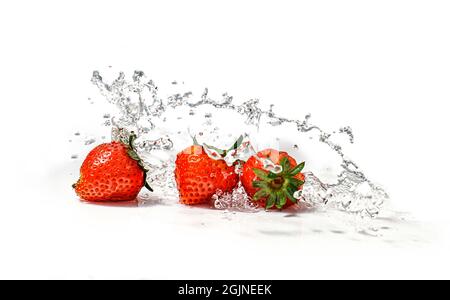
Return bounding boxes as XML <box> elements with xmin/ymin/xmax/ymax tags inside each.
<box><xmin>1</xmin><ymin>0</ymin><xmax>449</xmax><ymax>279</ymax></box>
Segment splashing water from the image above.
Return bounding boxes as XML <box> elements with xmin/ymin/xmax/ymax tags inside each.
<box><xmin>90</xmin><ymin>70</ymin><xmax>388</xmax><ymax>218</ymax></box>
<box><xmin>212</xmin><ymin>182</ymin><xmax>259</xmax><ymax>212</ymax></box>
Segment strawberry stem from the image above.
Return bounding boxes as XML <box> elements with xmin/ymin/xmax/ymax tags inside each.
<box><xmin>192</xmin><ymin>135</ymin><xmax>200</xmax><ymax>146</ymax></box>
<box><xmin>203</xmin><ymin>135</ymin><xmax>244</xmax><ymax>158</ymax></box>
<box><xmin>251</xmin><ymin>157</ymin><xmax>305</xmax><ymax>209</ymax></box>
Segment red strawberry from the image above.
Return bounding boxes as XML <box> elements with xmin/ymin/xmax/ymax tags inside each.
<box><xmin>241</xmin><ymin>149</ymin><xmax>305</xmax><ymax>209</ymax></box>
<box><xmin>73</xmin><ymin>133</ymin><xmax>152</xmax><ymax>202</ymax></box>
<box><xmin>174</xmin><ymin>140</ymin><xmax>240</xmax><ymax>205</ymax></box>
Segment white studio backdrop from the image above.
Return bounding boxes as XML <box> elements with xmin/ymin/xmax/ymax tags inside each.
<box><xmin>0</xmin><ymin>0</ymin><xmax>449</xmax><ymax>279</ymax></box>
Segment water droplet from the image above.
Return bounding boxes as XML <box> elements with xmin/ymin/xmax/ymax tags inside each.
<box><xmin>85</xmin><ymin>139</ymin><xmax>96</xmax><ymax>145</ymax></box>
<box><xmin>339</xmin><ymin>126</ymin><xmax>354</xmax><ymax>143</ymax></box>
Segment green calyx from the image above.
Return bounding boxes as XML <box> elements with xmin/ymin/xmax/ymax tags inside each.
<box><xmin>127</xmin><ymin>132</ymin><xmax>153</xmax><ymax>192</ymax></box>
<box><xmin>193</xmin><ymin>134</ymin><xmax>244</xmax><ymax>159</ymax></box>
<box><xmin>252</xmin><ymin>157</ymin><xmax>305</xmax><ymax>210</ymax></box>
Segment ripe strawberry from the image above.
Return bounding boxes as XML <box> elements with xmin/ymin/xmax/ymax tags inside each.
<box><xmin>241</xmin><ymin>149</ymin><xmax>305</xmax><ymax>209</ymax></box>
<box><xmin>174</xmin><ymin>139</ymin><xmax>241</xmax><ymax>205</ymax></box>
<box><xmin>73</xmin><ymin>133</ymin><xmax>152</xmax><ymax>202</ymax></box>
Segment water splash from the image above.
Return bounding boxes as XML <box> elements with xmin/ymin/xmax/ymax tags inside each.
<box><xmin>91</xmin><ymin>70</ymin><xmax>388</xmax><ymax>218</ymax></box>
<box><xmin>212</xmin><ymin>182</ymin><xmax>259</xmax><ymax>212</ymax></box>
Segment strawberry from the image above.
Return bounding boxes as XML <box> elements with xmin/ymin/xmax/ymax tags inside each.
<box><xmin>241</xmin><ymin>149</ymin><xmax>305</xmax><ymax>209</ymax></box>
<box><xmin>174</xmin><ymin>138</ymin><xmax>241</xmax><ymax>205</ymax></box>
<box><xmin>73</xmin><ymin>133</ymin><xmax>152</xmax><ymax>202</ymax></box>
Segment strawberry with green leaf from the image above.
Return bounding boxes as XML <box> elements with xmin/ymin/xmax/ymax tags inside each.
<box><xmin>241</xmin><ymin>149</ymin><xmax>305</xmax><ymax>209</ymax></box>
<box><xmin>174</xmin><ymin>136</ymin><xmax>243</xmax><ymax>205</ymax></box>
<box><xmin>73</xmin><ymin>133</ymin><xmax>153</xmax><ymax>202</ymax></box>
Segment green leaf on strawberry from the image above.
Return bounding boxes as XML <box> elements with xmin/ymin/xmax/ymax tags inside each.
<box><xmin>248</xmin><ymin>154</ymin><xmax>305</xmax><ymax>210</ymax></box>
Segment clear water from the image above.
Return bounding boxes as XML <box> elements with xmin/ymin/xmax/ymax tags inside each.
<box><xmin>88</xmin><ymin>70</ymin><xmax>388</xmax><ymax>219</ymax></box>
